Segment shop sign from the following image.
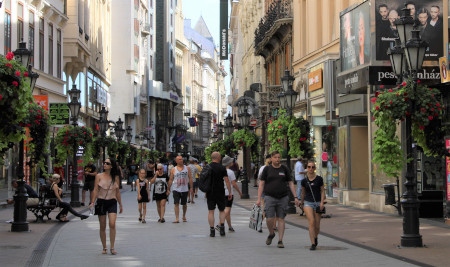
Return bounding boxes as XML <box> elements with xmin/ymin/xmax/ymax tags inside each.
<box><xmin>368</xmin><ymin>66</ymin><xmax>441</xmax><ymax>86</ymax></box>
<box><xmin>49</xmin><ymin>103</ymin><xmax>70</xmax><ymax>125</ymax></box>
<box><xmin>336</xmin><ymin>67</ymin><xmax>368</xmax><ymax>94</ymax></box>
<box><xmin>308</xmin><ymin>69</ymin><xmax>323</xmax><ymax>91</ymax></box>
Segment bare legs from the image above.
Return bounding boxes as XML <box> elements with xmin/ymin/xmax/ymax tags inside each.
<box><xmin>304</xmin><ymin>206</ymin><xmax>321</xmax><ymax>246</ymax></box>
<box><xmin>208</xmin><ymin>209</ymin><xmax>226</xmax><ymax>227</ymax></box>
<box><xmin>138</xmin><ymin>202</ymin><xmax>147</xmax><ymax>221</ymax></box>
<box><xmin>224</xmin><ymin>207</ymin><xmax>232</xmax><ymax>228</ymax></box>
<box><xmin>98</xmin><ymin>213</ymin><xmax>118</xmax><ymax>254</ymax></box>
<box><xmin>156</xmin><ymin>199</ymin><xmax>166</xmax><ymax>220</ymax></box>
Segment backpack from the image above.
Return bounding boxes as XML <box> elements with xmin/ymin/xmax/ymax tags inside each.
<box><xmin>198</xmin><ymin>164</ymin><xmax>213</xmax><ymax>193</ymax></box>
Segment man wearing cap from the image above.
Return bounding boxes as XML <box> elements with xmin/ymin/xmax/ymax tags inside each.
<box><xmin>216</xmin><ymin>155</ymin><xmax>242</xmax><ymax>232</ymax></box>
<box><xmin>206</xmin><ymin>152</ymin><xmax>232</xmax><ymax>237</ymax></box>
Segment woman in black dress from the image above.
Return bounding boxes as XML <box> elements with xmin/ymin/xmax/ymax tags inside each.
<box><xmin>150</xmin><ymin>163</ymin><xmax>169</xmax><ymax>223</ymax></box>
<box><xmin>136</xmin><ymin>169</ymin><xmax>150</xmax><ymax>223</ymax></box>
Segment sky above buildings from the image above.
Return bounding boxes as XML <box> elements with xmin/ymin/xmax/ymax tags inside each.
<box><xmin>183</xmin><ymin>0</ymin><xmax>231</xmax><ymax>116</ymax></box>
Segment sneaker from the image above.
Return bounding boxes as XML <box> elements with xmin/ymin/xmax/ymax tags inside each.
<box><xmin>277</xmin><ymin>241</ymin><xmax>284</xmax><ymax>248</ymax></box>
<box><xmin>219</xmin><ymin>226</ymin><xmax>226</xmax><ymax>236</ymax></box>
<box><xmin>310</xmin><ymin>244</ymin><xmax>317</xmax><ymax>251</ymax></box>
<box><xmin>210</xmin><ymin>228</ymin><xmax>215</xmax><ymax>237</ymax></box>
<box><xmin>80</xmin><ymin>203</ymin><xmax>85</xmax><ymax>206</ymax></box>
<box><xmin>229</xmin><ymin>227</ymin><xmax>235</xmax><ymax>232</ymax></box>
<box><xmin>266</xmin><ymin>233</ymin><xmax>275</xmax><ymax>245</ymax></box>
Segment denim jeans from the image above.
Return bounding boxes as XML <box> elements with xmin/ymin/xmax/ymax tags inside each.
<box><xmin>296</xmin><ymin>180</ymin><xmax>303</xmax><ymax>199</ymax></box>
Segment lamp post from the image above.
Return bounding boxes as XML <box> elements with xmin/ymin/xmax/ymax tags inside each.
<box><xmin>237</xmin><ymin>99</ymin><xmax>251</xmax><ymax>199</ymax></box>
<box><xmin>217</xmin><ymin>122</ymin><xmax>225</xmax><ymax>140</ymax></box>
<box><xmin>386</xmin><ymin>6</ymin><xmax>427</xmax><ymax>247</ymax></box>
<box><xmin>99</xmin><ymin>106</ymin><xmax>109</xmax><ymax>162</ymax></box>
<box><xmin>224</xmin><ymin>113</ymin><xmax>234</xmax><ymax>136</ymax></box>
<box><xmin>278</xmin><ymin>69</ymin><xmax>298</xmax><ymax>214</ymax></box>
<box><xmin>67</xmin><ymin>84</ymin><xmax>81</xmax><ymax>207</ymax></box>
<box><xmin>138</xmin><ymin>132</ymin><xmax>146</xmax><ymax>167</ymax></box>
<box><xmin>125</xmin><ymin>126</ymin><xmax>133</xmax><ymax>144</ymax></box>
<box><xmin>11</xmin><ymin>41</ymin><xmax>38</xmax><ymax>232</ymax></box>
<box><xmin>114</xmin><ymin>117</ymin><xmax>125</xmax><ymax>141</ymax></box>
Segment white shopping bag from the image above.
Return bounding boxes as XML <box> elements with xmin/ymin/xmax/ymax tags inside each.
<box><xmin>249</xmin><ymin>204</ymin><xmax>263</xmax><ymax>232</ymax></box>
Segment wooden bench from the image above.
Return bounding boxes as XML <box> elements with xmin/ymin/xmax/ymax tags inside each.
<box><xmin>27</xmin><ymin>184</ymin><xmax>57</xmax><ymax>223</ymax></box>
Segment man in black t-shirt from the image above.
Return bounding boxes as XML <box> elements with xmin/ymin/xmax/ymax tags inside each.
<box><xmin>206</xmin><ymin>151</ymin><xmax>232</xmax><ymax>237</ymax></box>
<box><xmin>256</xmin><ymin>151</ymin><xmax>299</xmax><ymax>248</ymax></box>
<box><xmin>81</xmin><ymin>161</ymin><xmax>97</xmax><ymax>206</ymax></box>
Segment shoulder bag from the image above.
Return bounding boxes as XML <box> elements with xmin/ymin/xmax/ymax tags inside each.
<box><xmin>307</xmin><ymin>177</ymin><xmax>326</xmax><ymax>214</ymax></box>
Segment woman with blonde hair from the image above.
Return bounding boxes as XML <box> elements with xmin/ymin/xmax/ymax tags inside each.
<box><xmin>150</xmin><ymin>163</ymin><xmax>169</xmax><ymax>223</ymax></box>
<box><xmin>48</xmin><ymin>174</ymin><xmax>89</xmax><ymax>222</ymax></box>
<box><xmin>89</xmin><ymin>158</ymin><xmax>123</xmax><ymax>255</ymax></box>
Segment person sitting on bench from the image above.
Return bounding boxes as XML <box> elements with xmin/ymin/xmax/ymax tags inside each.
<box><xmin>48</xmin><ymin>174</ymin><xmax>89</xmax><ymax>222</ymax></box>
<box><xmin>7</xmin><ymin>179</ymin><xmax>39</xmax><ymax>206</ymax></box>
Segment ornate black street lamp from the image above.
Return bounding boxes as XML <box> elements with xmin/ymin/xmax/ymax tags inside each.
<box><xmin>278</xmin><ymin>69</ymin><xmax>298</xmax><ymax>214</ymax></box>
<box><xmin>11</xmin><ymin>41</ymin><xmax>38</xmax><ymax>232</ymax></box>
<box><xmin>224</xmin><ymin>113</ymin><xmax>234</xmax><ymax>136</ymax></box>
<box><xmin>387</xmin><ymin>5</ymin><xmax>427</xmax><ymax>247</ymax></box>
<box><xmin>125</xmin><ymin>126</ymin><xmax>133</xmax><ymax>144</ymax></box>
<box><xmin>217</xmin><ymin>122</ymin><xmax>225</xmax><ymax>140</ymax></box>
<box><xmin>114</xmin><ymin>117</ymin><xmax>125</xmax><ymax>141</ymax></box>
<box><xmin>67</xmin><ymin>84</ymin><xmax>81</xmax><ymax>207</ymax></box>
<box><xmin>236</xmin><ymin>99</ymin><xmax>251</xmax><ymax>199</ymax></box>
<box><xmin>99</xmin><ymin>106</ymin><xmax>109</xmax><ymax>162</ymax></box>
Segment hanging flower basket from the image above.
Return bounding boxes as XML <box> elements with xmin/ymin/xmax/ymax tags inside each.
<box><xmin>0</xmin><ymin>52</ymin><xmax>34</xmax><ymax>152</ymax></box>
<box><xmin>371</xmin><ymin>79</ymin><xmax>445</xmax><ymax>177</ymax></box>
<box><xmin>287</xmin><ymin>116</ymin><xmax>313</xmax><ymax>159</ymax></box>
<box><xmin>21</xmin><ymin>102</ymin><xmax>50</xmax><ymax>167</ymax></box>
<box><xmin>93</xmin><ymin>136</ymin><xmax>118</xmax><ymax>159</ymax></box>
<box><xmin>55</xmin><ymin>125</ymin><xmax>94</xmax><ymax>163</ymax></box>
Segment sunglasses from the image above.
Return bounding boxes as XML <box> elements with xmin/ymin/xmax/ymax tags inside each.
<box><xmin>103</xmin><ymin>162</ymin><xmax>112</xmax><ymax>165</ymax></box>
<box><xmin>307</xmin><ymin>166</ymin><xmax>316</xmax><ymax>169</ymax></box>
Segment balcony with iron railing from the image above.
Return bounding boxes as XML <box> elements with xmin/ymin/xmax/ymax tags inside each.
<box><xmin>254</xmin><ymin>0</ymin><xmax>293</xmax><ymax>58</ymax></box>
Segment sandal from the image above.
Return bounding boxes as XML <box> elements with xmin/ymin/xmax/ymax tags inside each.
<box><xmin>110</xmin><ymin>248</ymin><xmax>117</xmax><ymax>255</ymax></box>
<box><xmin>141</xmin><ymin>219</ymin><xmax>146</xmax><ymax>223</ymax></box>
<box><xmin>102</xmin><ymin>248</ymin><xmax>108</xmax><ymax>254</ymax></box>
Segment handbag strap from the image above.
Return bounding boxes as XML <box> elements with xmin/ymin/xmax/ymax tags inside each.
<box><xmin>307</xmin><ymin>177</ymin><xmax>318</xmax><ymax>203</ymax></box>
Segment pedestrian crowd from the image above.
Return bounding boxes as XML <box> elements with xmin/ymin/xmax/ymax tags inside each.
<box><xmin>10</xmin><ymin>151</ymin><xmax>325</xmax><ymax>255</ymax></box>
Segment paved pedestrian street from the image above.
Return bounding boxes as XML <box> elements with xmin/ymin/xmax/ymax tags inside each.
<box><xmin>34</xmin><ymin>189</ymin><xmax>419</xmax><ymax>267</ymax></box>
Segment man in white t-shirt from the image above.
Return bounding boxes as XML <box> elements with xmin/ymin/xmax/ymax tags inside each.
<box><xmin>294</xmin><ymin>157</ymin><xmax>306</xmax><ymax>216</ymax></box>
<box><xmin>216</xmin><ymin>155</ymin><xmax>242</xmax><ymax>232</ymax></box>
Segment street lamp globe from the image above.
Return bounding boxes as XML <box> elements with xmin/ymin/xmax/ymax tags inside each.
<box><xmin>126</xmin><ymin>126</ymin><xmax>133</xmax><ymax>143</ymax></box>
<box><xmin>115</xmin><ymin>117</ymin><xmax>125</xmax><ymax>141</ymax></box>
<box><xmin>67</xmin><ymin>84</ymin><xmax>81</xmax><ymax>125</ymax></box>
<box><xmin>13</xmin><ymin>40</ymin><xmax>32</xmax><ymax>66</ymax></box>
<box><xmin>224</xmin><ymin>113</ymin><xmax>234</xmax><ymax>136</ymax></box>
<box><xmin>404</xmin><ymin>30</ymin><xmax>428</xmax><ymax>72</ymax></box>
<box><xmin>395</xmin><ymin>5</ymin><xmax>415</xmax><ymax>45</ymax></box>
<box><xmin>99</xmin><ymin>106</ymin><xmax>109</xmax><ymax>136</ymax></box>
<box><xmin>387</xmin><ymin>38</ymin><xmax>405</xmax><ymax>79</ymax></box>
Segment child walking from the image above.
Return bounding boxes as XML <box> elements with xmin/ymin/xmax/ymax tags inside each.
<box><xmin>137</xmin><ymin>169</ymin><xmax>150</xmax><ymax>223</ymax></box>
